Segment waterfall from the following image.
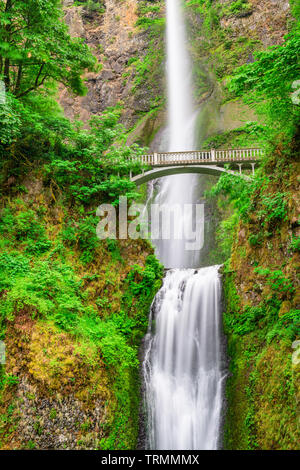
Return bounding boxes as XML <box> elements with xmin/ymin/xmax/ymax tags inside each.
<box><xmin>143</xmin><ymin>267</ymin><xmax>224</xmax><ymax>450</ymax></box>
<box><xmin>143</xmin><ymin>0</ymin><xmax>225</xmax><ymax>450</ymax></box>
<box><xmin>151</xmin><ymin>0</ymin><xmax>200</xmax><ymax>269</ymax></box>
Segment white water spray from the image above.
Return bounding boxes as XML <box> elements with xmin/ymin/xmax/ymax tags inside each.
<box><xmin>143</xmin><ymin>0</ymin><xmax>225</xmax><ymax>450</ymax></box>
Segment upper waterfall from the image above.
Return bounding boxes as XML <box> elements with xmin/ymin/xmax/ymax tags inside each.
<box><xmin>166</xmin><ymin>0</ymin><xmax>195</xmax><ymax>151</ymax></box>
<box><xmin>151</xmin><ymin>0</ymin><xmax>200</xmax><ymax>269</ymax></box>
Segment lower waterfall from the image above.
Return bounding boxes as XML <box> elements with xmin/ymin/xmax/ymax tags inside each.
<box><xmin>143</xmin><ymin>266</ymin><xmax>225</xmax><ymax>450</ymax></box>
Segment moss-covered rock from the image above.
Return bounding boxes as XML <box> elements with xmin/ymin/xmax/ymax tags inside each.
<box><xmin>0</xmin><ymin>182</ymin><xmax>163</xmax><ymax>450</ymax></box>
<box><xmin>222</xmin><ymin>158</ymin><xmax>300</xmax><ymax>449</ymax></box>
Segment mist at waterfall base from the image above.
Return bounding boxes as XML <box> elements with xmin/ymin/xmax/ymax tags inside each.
<box><xmin>142</xmin><ymin>0</ymin><xmax>226</xmax><ymax>451</ymax></box>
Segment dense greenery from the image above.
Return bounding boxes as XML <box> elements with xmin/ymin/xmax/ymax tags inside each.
<box><xmin>0</xmin><ymin>0</ymin><xmax>299</xmax><ymax>451</ymax></box>
<box><xmin>204</xmin><ymin>2</ymin><xmax>300</xmax><ymax>259</ymax></box>
<box><xmin>0</xmin><ymin>0</ymin><xmax>97</xmax><ymax>97</ymax></box>
<box><xmin>229</xmin><ymin>33</ymin><xmax>300</xmax><ymax>144</ymax></box>
<box><xmin>199</xmin><ymin>2</ymin><xmax>300</xmax><ymax>450</ymax></box>
<box><xmin>0</xmin><ymin>0</ymin><xmax>162</xmax><ymax>450</ymax></box>
<box><xmin>0</xmin><ymin>200</ymin><xmax>163</xmax><ymax>448</ymax></box>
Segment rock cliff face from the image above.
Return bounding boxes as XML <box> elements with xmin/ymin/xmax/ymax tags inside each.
<box><xmin>219</xmin><ymin>0</ymin><xmax>291</xmax><ymax>46</ymax></box>
<box><xmin>60</xmin><ymin>1</ymin><xmax>292</xmax><ymax>142</ymax></box>
<box><xmin>0</xmin><ymin>179</ymin><xmax>162</xmax><ymax>450</ymax></box>
<box><xmin>60</xmin><ymin>0</ymin><xmax>163</xmax><ymax>129</ymax></box>
<box><xmin>223</xmin><ymin>156</ymin><xmax>300</xmax><ymax>450</ymax></box>
<box><xmin>186</xmin><ymin>0</ymin><xmax>291</xmax><ymax>146</ymax></box>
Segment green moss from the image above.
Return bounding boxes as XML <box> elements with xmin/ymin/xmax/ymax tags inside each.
<box><xmin>0</xmin><ymin>193</ymin><xmax>163</xmax><ymax>450</ymax></box>
<box><xmin>222</xmin><ymin>161</ymin><xmax>299</xmax><ymax>449</ymax></box>
<box><xmin>223</xmin><ymin>266</ymin><xmax>299</xmax><ymax>449</ymax></box>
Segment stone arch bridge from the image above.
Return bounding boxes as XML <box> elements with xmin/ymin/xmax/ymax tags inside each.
<box><xmin>129</xmin><ymin>148</ymin><xmax>263</xmax><ymax>185</ymax></box>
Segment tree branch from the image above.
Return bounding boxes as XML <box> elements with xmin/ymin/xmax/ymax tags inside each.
<box><xmin>14</xmin><ymin>63</ymin><xmax>23</xmax><ymax>95</ymax></box>
<box><xmin>4</xmin><ymin>58</ymin><xmax>10</xmax><ymax>90</ymax></box>
<box><xmin>16</xmin><ymin>73</ymin><xmax>48</xmax><ymax>98</ymax></box>
<box><xmin>34</xmin><ymin>63</ymin><xmax>45</xmax><ymax>87</ymax></box>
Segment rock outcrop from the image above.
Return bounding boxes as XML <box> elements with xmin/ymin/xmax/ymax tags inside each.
<box><xmin>60</xmin><ymin>0</ymin><xmax>161</xmax><ymax>129</ymax></box>
<box><xmin>219</xmin><ymin>0</ymin><xmax>291</xmax><ymax>46</ymax></box>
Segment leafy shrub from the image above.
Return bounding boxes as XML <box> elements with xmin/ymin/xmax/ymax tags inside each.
<box><xmin>224</xmin><ymin>305</ymin><xmax>265</xmax><ymax>336</ymax></box>
<box><xmin>254</xmin><ymin>267</ymin><xmax>295</xmax><ymax>297</ymax></box>
<box><xmin>257</xmin><ymin>193</ymin><xmax>288</xmax><ymax>227</ymax></box>
<box><xmin>288</xmin><ymin>235</ymin><xmax>300</xmax><ymax>253</ymax></box>
<box><xmin>266</xmin><ymin>309</ymin><xmax>300</xmax><ymax>343</ymax></box>
<box><xmin>248</xmin><ymin>233</ymin><xmax>263</xmax><ymax>247</ymax></box>
<box><xmin>229</xmin><ymin>31</ymin><xmax>300</xmax><ymax>141</ymax></box>
<box><xmin>227</xmin><ymin>0</ymin><xmax>252</xmax><ymax>17</ymax></box>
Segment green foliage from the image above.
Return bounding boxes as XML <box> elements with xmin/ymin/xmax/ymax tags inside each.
<box><xmin>0</xmin><ymin>245</ymin><xmax>162</xmax><ymax>448</ymax></box>
<box><xmin>248</xmin><ymin>232</ymin><xmax>262</xmax><ymax>247</ymax></box>
<box><xmin>62</xmin><ymin>215</ymin><xmax>121</xmax><ymax>265</ymax></box>
<box><xmin>190</xmin><ymin>0</ymin><xmax>300</xmax><ymax>451</ymax></box>
<box><xmin>100</xmin><ymin>254</ymin><xmax>162</xmax><ymax>449</ymax></box>
<box><xmin>207</xmin><ymin>171</ymin><xmax>289</xmax><ymax>259</ymax></box>
<box><xmin>0</xmin><ymin>0</ymin><xmax>162</xmax><ymax>452</ymax></box>
<box><xmin>0</xmin><ymin>3</ymin><xmax>147</xmax><ymax>208</ymax></box>
<box><xmin>0</xmin><ymin>97</ymin><xmax>145</xmax><ymax>204</ymax></box>
<box><xmin>266</xmin><ymin>309</ymin><xmax>300</xmax><ymax>344</ymax></box>
<box><xmin>206</xmin><ymin>171</ymin><xmax>254</xmax><ymax>221</ymax></box>
<box><xmin>223</xmin><ymin>263</ymin><xmax>299</xmax><ymax>450</ymax></box>
<box><xmin>254</xmin><ymin>267</ymin><xmax>295</xmax><ymax>297</ymax></box>
<box><xmin>223</xmin><ymin>0</ymin><xmax>252</xmax><ymax>18</ymax></box>
<box><xmin>42</xmin><ymin>107</ymin><xmax>145</xmax><ymax>206</ymax></box>
<box><xmin>0</xmin><ymin>202</ymin><xmax>163</xmax><ymax>449</ymax></box>
<box><xmin>289</xmin><ymin>235</ymin><xmax>300</xmax><ymax>253</ymax></box>
<box><xmin>202</xmin><ymin>122</ymin><xmax>266</xmax><ymax>150</ymax></box>
<box><xmin>0</xmin><ymin>92</ymin><xmax>21</xmax><ymax>144</ymax></box>
<box><xmin>229</xmin><ymin>31</ymin><xmax>300</xmax><ymax>141</ymax></box>
<box><xmin>256</xmin><ymin>193</ymin><xmax>288</xmax><ymax>227</ymax></box>
<box><xmin>128</xmin><ymin>0</ymin><xmax>164</xmax><ymax>109</ymax></box>
<box><xmin>290</xmin><ymin>0</ymin><xmax>300</xmax><ymax>27</ymax></box>
<box><xmin>0</xmin><ymin>373</ymin><xmax>19</xmax><ymax>390</ymax></box>
<box><xmin>213</xmin><ymin>36</ymin><xmax>260</xmax><ymax>80</ymax></box>
<box><xmin>224</xmin><ymin>303</ymin><xmax>265</xmax><ymax>336</ymax></box>
<box><xmin>138</xmin><ymin>1</ymin><xmax>161</xmax><ymax>16</ymax></box>
<box><xmin>216</xmin><ymin>211</ymin><xmax>239</xmax><ymax>259</ymax></box>
<box><xmin>84</xmin><ymin>0</ymin><xmax>105</xmax><ymax>14</ymax></box>
<box><xmin>0</xmin><ymin>206</ymin><xmax>52</xmax><ymax>255</ymax></box>
<box><xmin>0</xmin><ymin>0</ymin><xmax>97</xmax><ymax>98</ymax></box>
<box><xmin>131</xmin><ymin>37</ymin><xmax>164</xmax><ymax>98</ymax></box>
<box><xmin>136</xmin><ymin>1</ymin><xmax>164</xmax><ymax>31</ymax></box>
<box><xmin>125</xmin><ymin>255</ymin><xmax>162</xmax><ymax>297</ymax></box>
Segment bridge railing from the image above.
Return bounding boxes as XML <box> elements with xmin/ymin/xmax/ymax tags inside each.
<box><xmin>132</xmin><ymin>148</ymin><xmax>263</xmax><ymax>166</ymax></box>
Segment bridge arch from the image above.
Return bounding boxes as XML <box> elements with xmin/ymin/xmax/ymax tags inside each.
<box><xmin>129</xmin><ymin>148</ymin><xmax>261</xmax><ymax>185</ymax></box>
<box><xmin>131</xmin><ymin>165</ymin><xmax>252</xmax><ymax>185</ymax></box>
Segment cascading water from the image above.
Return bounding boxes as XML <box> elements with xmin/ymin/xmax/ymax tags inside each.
<box><xmin>144</xmin><ymin>267</ymin><xmax>224</xmax><ymax>450</ymax></box>
<box><xmin>142</xmin><ymin>0</ymin><xmax>225</xmax><ymax>450</ymax></box>
<box><xmin>152</xmin><ymin>0</ymin><xmax>200</xmax><ymax>269</ymax></box>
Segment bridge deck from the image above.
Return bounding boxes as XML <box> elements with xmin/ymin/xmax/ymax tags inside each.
<box><xmin>132</xmin><ymin>148</ymin><xmax>262</xmax><ymax>167</ymax></box>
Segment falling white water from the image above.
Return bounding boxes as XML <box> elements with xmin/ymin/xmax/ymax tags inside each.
<box><xmin>143</xmin><ymin>0</ymin><xmax>225</xmax><ymax>451</ymax></box>
<box><xmin>166</xmin><ymin>0</ymin><xmax>194</xmax><ymax>150</ymax></box>
<box><xmin>151</xmin><ymin>0</ymin><xmax>200</xmax><ymax>269</ymax></box>
<box><xmin>144</xmin><ymin>267</ymin><xmax>224</xmax><ymax>450</ymax></box>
